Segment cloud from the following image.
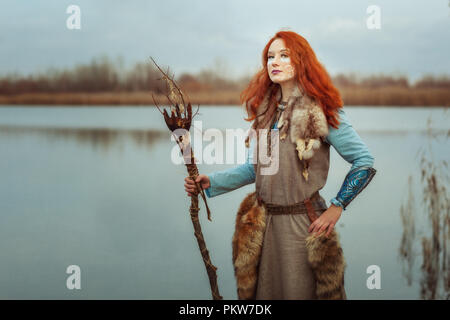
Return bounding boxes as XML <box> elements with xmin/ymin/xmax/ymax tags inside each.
<box><xmin>320</xmin><ymin>18</ymin><xmax>361</xmax><ymax>35</ymax></box>
<box><xmin>0</xmin><ymin>0</ymin><xmax>448</xmax><ymax>81</ymax></box>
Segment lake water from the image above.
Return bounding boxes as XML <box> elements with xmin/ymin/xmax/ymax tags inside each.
<box><xmin>0</xmin><ymin>105</ymin><xmax>448</xmax><ymax>299</ymax></box>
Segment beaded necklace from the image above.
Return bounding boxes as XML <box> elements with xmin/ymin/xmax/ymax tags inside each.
<box><xmin>267</xmin><ymin>100</ymin><xmax>288</xmax><ymax>157</ymax></box>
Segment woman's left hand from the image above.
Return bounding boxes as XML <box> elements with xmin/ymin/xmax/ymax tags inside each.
<box><xmin>308</xmin><ymin>204</ymin><xmax>343</xmax><ymax>238</ymax></box>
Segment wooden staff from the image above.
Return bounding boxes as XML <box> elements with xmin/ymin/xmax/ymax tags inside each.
<box><xmin>150</xmin><ymin>57</ymin><xmax>222</xmax><ymax>300</ymax></box>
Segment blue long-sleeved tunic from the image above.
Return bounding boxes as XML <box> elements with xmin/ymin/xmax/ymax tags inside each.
<box><xmin>204</xmin><ymin>108</ymin><xmax>374</xmax><ymax>209</ymax></box>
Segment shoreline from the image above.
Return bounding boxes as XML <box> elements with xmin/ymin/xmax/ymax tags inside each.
<box><xmin>0</xmin><ymin>104</ymin><xmax>446</xmax><ymax>108</ymax></box>
<box><xmin>0</xmin><ymin>88</ymin><xmax>448</xmax><ymax>107</ymax></box>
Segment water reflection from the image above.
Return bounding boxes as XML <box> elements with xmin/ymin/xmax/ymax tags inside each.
<box><xmin>0</xmin><ymin>125</ymin><xmax>168</xmax><ymax>150</ymax></box>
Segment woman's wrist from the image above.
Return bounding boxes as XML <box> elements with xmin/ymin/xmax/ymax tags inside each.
<box><xmin>330</xmin><ymin>203</ymin><xmax>344</xmax><ymax>213</ymax></box>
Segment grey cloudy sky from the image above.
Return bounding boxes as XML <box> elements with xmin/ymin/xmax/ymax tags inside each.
<box><xmin>1</xmin><ymin>0</ymin><xmax>449</xmax><ymax>82</ymax></box>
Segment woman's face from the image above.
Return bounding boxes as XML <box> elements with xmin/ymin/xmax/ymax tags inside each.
<box><xmin>267</xmin><ymin>38</ymin><xmax>296</xmax><ymax>84</ymax></box>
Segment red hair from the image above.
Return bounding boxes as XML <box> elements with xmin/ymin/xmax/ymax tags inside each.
<box><xmin>240</xmin><ymin>31</ymin><xmax>343</xmax><ymax>129</ymax></box>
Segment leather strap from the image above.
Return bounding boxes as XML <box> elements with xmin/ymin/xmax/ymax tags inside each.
<box><xmin>303</xmin><ymin>197</ymin><xmax>319</xmax><ymax>223</ymax></box>
<box><xmin>257</xmin><ymin>192</ymin><xmax>323</xmax><ymax>220</ymax></box>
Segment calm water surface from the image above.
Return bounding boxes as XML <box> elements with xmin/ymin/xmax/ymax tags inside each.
<box><xmin>0</xmin><ymin>105</ymin><xmax>448</xmax><ymax>299</ymax></box>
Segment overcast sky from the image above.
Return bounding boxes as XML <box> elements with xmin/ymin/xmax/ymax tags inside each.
<box><xmin>1</xmin><ymin>0</ymin><xmax>449</xmax><ymax>82</ymax></box>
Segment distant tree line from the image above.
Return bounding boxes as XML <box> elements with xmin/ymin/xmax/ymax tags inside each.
<box><xmin>0</xmin><ymin>55</ymin><xmax>449</xmax><ymax>95</ymax></box>
<box><xmin>333</xmin><ymin>73</ymin><xmax>450</xmax><ymax>89</ymax></box>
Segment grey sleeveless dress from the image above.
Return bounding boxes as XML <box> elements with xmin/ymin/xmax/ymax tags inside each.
<box><xmin>254</xmin><ymin>120</ymin><xmax>343</xmax><ymax>299</ymax></box>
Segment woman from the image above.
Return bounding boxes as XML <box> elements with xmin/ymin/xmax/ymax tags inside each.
<box><xmin>184</xmin><ymin>31</ymin><xmax>376</xmax><ymax>300</ymax></box>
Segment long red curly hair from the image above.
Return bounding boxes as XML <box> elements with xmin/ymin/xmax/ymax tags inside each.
<box><xmin>240</xmin><ymin>31</ymin><xmax>343</xmax><ymax>129</ymax></box>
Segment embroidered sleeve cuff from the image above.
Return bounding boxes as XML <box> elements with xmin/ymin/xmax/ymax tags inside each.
<box><xmin>334</xmin><ymin>166</ymin><xmax>377</xmax><ymax>210</ymax></box>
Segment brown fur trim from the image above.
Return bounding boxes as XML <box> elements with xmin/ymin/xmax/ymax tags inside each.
<box><xmin>232</xmin><ymin>191</ymin><xmax>266</xmax><ymax>300</ymax></box>
<box><xmin>305</xmin><ymin>230</ymin><xmax>347</xmax><ymax>299</ymax></box>
<box><xmin>232</xmin><ymin>192</ymin><xmax>347</xmax><ymax>300</ymax></box>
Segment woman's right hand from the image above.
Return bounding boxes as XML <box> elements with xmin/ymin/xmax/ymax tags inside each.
<box><xmin>184</xmin><ymin>174</ymin><xmax>210</xmax><ymax>197</ymax></box>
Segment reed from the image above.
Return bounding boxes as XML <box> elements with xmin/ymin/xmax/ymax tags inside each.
<box><xmin>399</xmin><ymin>119</ymin><xmax>450</xmax><ymax>299</ymax></box>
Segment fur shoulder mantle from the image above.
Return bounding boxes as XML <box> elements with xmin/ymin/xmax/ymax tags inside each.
<box><xmin>245</xmin><ymin>84</ymin><xmax>330</xmax><ymax>180</ymax></box>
